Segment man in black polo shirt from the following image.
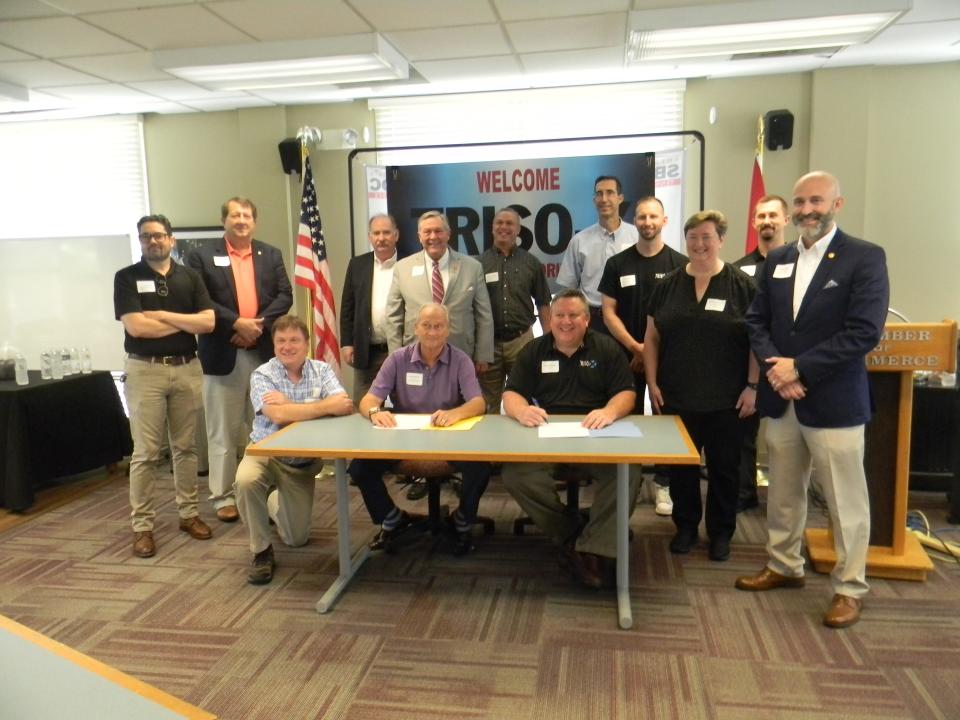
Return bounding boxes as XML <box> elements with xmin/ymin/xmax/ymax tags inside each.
<box><xmin>599</xmin><ymin>196</ymin><xmax>686</xmax><ymax>516</ymax></box>
<box><xmin>114</xmin><ymin>214</ymin><xmax>215</xmax><ymax>558</ymax></box>
<box><xmin>479</xmin><ymin>207</ymin><xmax>553</xmax><ymax>414</ymax></box>
<box><xmin>501</xmin><ymin>289</ymin><xmax>637</xmax><ymax>589</ymax></box>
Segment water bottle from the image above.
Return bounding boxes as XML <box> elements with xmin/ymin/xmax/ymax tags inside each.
<box><xmin>80</xmin><ymin>347</ymin><xmax>93</xmax><ymax>374</ymax></box>
<box><xmin>60</xmin><ymin>347</ymin><xmax>73</xmax><ymax>376</ymax></box>
<box><xmin>40</xmin><ymin>350</ymin><xmax>52</xmax><ymax>379</ymax></box>
<box><xmin>15</xmin><ymin>353</ymin><xmax>28</xmax><ymax>385</ymax></box>
<box><xmin>51</xmin><ymin>349</ymin><xmax>64</xmax><ymax>379</ymax></box>
<box><xmin>70</xmin><ymin>346</ymin><xmax>81</xmax><ymax>374</ymax></box>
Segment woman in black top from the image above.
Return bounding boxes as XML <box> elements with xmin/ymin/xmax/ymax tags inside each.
<box><xmin>643</xmin><ymin>210</ymin><xmax>759</xmax><ymax>561</ymax></box>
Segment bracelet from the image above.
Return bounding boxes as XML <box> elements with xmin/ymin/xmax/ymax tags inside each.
<box><xmin>746</xmin><ymin>382</ymin><xmax>758</xmax><ymax>390</ymax></box>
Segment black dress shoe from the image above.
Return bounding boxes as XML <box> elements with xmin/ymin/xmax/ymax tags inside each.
<box><xmin>405</xmin><ymin>477</ymin><xmax>428</xmax><ymax>501</ymax></box>
<box><xmin>443</xmin><ymin>517</ymin><xmax>475</xmax><ymax>556</ymax></box>
<box><xmin>369</xmin><ymin>511</ymin><xmax>417</xmax><ymax>552</ymax></box>
<box><xmin>708</xmin><ymin>536</ymin><xmax>731</xmax><ymax>561</ymax></box>
<box><xmin>669</xmin><ymin>530</ymin><xmax>698</xmax><ymax>554</ymax></box>
<box><xmin>736</xmin><ymin>496</ymin><xmax>760</xmax><ymax>513</ymax></box>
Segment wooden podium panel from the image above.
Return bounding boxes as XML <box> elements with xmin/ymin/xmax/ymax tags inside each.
<box><xmin>805</xmin><ymin>321</ymin><xmax>957</xmax><ymax>581</ymax></box>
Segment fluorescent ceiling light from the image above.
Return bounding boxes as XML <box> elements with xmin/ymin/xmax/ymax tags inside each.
<box><xmin>154</xmin><ymin>34</ymin><xmax>408</xmax><ymax>91</ymax></box>
<box><xmin>626</xmin><ymin>0</ymin><xmax>909</xmax><ymax>63</ymax></box>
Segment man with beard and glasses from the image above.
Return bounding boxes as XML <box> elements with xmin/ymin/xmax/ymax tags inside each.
<box><xmin>736</xmin><ymin>172</ymin><xmax>889</xmax><ymax>629</ymax></box>
<box><xmin>114</xmin><ymin>214</ymin><xmax>215</xmax><ymax>558</ymax></box>
<box><xmin>733</xmin><ymin>195</ymin><xmax>789</xmax><ymax>512</ymax></box>
<box><xmin>599</xmin><ymin>196</ymin><xmax>687</xmax><ymax>517</ymax></box>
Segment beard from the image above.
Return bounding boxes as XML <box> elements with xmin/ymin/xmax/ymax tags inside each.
<box><xmin>793</xmin><ymin>210</ymin><xmax>834</xmax><ymax>241</ymax></box>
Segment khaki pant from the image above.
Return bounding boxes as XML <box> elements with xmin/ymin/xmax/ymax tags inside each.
<box><xmin>502</xmin><ymin>462</ymin><xmax>640</xmax><ymax>558</ymax></box>
<box><xmin>235</xmin><ymin>453</ymin><xmax>321</xmax><ymax>554</ymax></box>
<box><xmin>479</xmin><ymin>329</ymin><xmax>534</xmax><ymax>414</ymax></box>
<box><xmin>124</xmin><ymin>357</ymin><xmax>203</xmax><ymax>532</ymax></box>
<box><xmin>764</xmin><ymin>402</ymin><xmax>870</xmax><ymax>598</ymax></box>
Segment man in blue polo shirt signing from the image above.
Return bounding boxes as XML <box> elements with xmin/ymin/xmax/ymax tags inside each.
<box><xmin>351</xmin><ymin>303</ymin><xmax>490</xmax><ymax>555</ymax></box>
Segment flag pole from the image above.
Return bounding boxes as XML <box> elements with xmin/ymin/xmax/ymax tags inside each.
<box><xmin>745</xmin><ymin>114</ymin><xmax>767</xmax><ymax>253</ymax></box>
<box><xmin>298</xmin><ymin>135</ymin><xmax>316</xmax><ymax>359</ymax></box>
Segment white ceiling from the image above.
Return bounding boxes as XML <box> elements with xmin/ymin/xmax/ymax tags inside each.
<box><xmin>0</xmin><ymin>0</ymin><xmax>957</xmax><ymax>120</ymax></box>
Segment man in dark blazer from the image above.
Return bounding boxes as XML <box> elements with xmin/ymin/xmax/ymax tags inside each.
<box><xmin>186</xmin><ymin>197</ymin><xmax>293</xmax><ymax>522</ymax></box>
<box><xmin>385</xmin><ymin>210</ymin><xmax>494</xmax><ymax>369</ymax></box>
<box><xmin>340</xmin><ymin>214</ymin><xmax>399</xmax><ymax>400</ymax></box>
<box><xmin>736</xmin><ymin>172</ymin><xmax>889</xmax><ymax>629</ymax></box>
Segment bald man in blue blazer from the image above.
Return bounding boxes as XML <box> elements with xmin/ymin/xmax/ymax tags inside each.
<box><xmin>736</xmin><ymin>171</ymin><xmax>889</xmax><ymax>629</ymax></box>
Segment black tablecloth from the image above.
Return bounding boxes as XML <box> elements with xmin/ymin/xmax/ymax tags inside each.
<box><xmin>0</xmin><ymin>370</ymin><xmax>132</xmax><ymax>511</ymax></box>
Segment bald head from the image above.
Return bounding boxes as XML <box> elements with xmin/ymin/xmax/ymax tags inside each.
<box><xmin>792</xmin><ymin>171</ymin><xmax>844</xmax><ymax>245</ymax></box>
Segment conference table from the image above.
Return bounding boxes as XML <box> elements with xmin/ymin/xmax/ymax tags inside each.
<box><xmin>0</xmin><ymin>370</ymin><xmax>132</xmax><ymax>511</ymax></box>
<box><xmin>247</xmin><ymin>413</ymin><xmax>698</xmax><ymax>630</ymax></box>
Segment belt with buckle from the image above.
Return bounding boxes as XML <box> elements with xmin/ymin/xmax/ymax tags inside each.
<box><xmin>128</xmin><ymin>353</ymin><xmax>196</xmax><ymax>366</ymax></box>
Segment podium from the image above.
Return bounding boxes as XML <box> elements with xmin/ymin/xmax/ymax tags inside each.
<box><xmin>805</xmin><ymin>321</ymin><xmax>958</xmax><ymax>581</ymax></box>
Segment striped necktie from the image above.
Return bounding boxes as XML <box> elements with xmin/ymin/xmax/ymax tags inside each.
<box><xmin>431</xmin><ymin>260</ymin><xmax>444</xmax><ymax>303</ymax></box>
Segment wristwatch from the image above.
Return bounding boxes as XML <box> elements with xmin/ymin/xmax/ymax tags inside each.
<box><xmin>368</xmin><ymin>406</ymin><xmax>381</xmax><ymax>420</ymax></box>
<box><xmin>746</xmin><ymin>382</ymin><xmax>758</xmax><ymax>390</ymax></box>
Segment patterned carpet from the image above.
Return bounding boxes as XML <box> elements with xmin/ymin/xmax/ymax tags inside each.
<box><xmin>1</xmin><ymin>471</ymin><xmax>959</xmax><ymax>720</ymax></box>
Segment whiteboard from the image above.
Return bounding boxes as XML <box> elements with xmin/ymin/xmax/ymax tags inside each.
<box><xmin>0</xmin><ymin>235</ymin><xmax>136</xmax><ymax>372</ymax></box>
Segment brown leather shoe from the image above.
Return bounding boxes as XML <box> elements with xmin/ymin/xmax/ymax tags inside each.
<box><xmin>559</xmin><ymin>544</ymin><xmax>603</xmax><ymax>590</ymax></box>
<box><xmin>216</xmin><ymin>505</ymin><xmax>239</xmax><ymax>522</ymax></box>
<box><xmin>133</xmin><ymin>531</ymin><xmax>155</xmax><ymax>558</ymax></box>
<box><xmin>823</xmin><ymin>594</ymin><xmax>862</xmax><ymax>628</ymax></box>
<box><xmin>179</xmin><ymin>516</ymin><xmax>212</xmax><ymax>540</ymax></box>
<box><xmin>735</xmin><ymin>567</ymin><xmax>806</xmax><ymax>591</ymax></box>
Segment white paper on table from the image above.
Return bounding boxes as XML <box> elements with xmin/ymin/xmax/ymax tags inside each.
<box><xmin>538</xmin><ymin>422</ymin><xmax>589</xmax><ymax>438</ymax></box>
<box><xmin>589</xmin><ymin>420</ymin><xmax>643</xmax><ymax>438</ymax></box>
<box><xmin>373</xmin><ymin>413</ymin><xmax>432</xmax><ymax>430</ymax></box>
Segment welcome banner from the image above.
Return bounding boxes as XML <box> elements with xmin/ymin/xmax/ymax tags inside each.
<box><xmin>383</xmin><ymin>152</ymin><xmax>656</xmax><ymax>289</ymax></box>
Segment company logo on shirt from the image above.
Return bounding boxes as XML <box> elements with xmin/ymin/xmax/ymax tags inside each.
<box><xmin>579</xmin><ymin>359</ymin><xmax>598</xmax><ymax>369</ymax></box>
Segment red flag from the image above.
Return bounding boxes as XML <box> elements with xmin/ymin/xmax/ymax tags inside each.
<box><xmin>745</xmin><ymin>155</ymin><xmax>766</xmax><ymax>254</ymax></box>
<box><xmin>294</xmin><ymin>156</ymin><xmax>340</xmax><ymax>370</ymax></box>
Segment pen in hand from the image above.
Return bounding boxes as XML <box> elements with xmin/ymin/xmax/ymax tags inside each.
<box><xmin>532</xmin><ymin>398</ymin><xmax>548</xmax><ymax>424</ymax></box>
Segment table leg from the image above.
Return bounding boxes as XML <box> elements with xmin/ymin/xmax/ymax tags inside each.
<box><xmin>315</xmin><ymin>458</ymin><xmax>370</xmax><ymax>614</ymax></box>
<box><xmin>616</xmin><ymin>462</ymin><xmax>633</xmax><ymax>630</ymax></box>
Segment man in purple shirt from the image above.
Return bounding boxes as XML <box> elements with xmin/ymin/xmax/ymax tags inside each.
<box><xmin>350</xmin><ymin>303</ymin><xmax>489</xmax><ymax>555</ymax></box>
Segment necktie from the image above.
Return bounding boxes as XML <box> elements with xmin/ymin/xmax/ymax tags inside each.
<box><xmin>431</xmin><ymin>260</ymin><xmax>444</xmax><ymax>304</ymax></box>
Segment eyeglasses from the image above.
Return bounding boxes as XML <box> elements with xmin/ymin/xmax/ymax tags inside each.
<box><xmin>139</xmin><ymin>232</ymin><xmax>169</xmax><ymax>242</ymax></box>
<box><xmin>156</xmin><ymin>276</ymin><xmax>169</xmax><ymax>297</ymax></box>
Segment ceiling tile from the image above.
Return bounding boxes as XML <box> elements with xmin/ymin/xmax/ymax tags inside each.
<box><xmin>0</xmin><ymin>90</ymin><xmax>69</xmax><ymax>115</ymax></box>
<box><xmin>0</xmin><ymin>17</ymin><xmax>140</xmax><ymax>57</ymax></box>
<box><xmin>205</xmin><ymin>0</ymin><xmax>370</xmax><ymax>40</ymax></box>
<box><xmin>127</xmin><ymin>79</ymin><xmax>222</xmax><ymax>101</ymax></box>
<box><xmin>414</xmin><ymin>55</ymin><xmax>522</xmax><ymax>82</ymax></box>
<box><xmin>181</xmin><ymin>94</ymin><xmax>275</xmax><ymax>111</ymax></box>
<box><xmin>58</xmin><ymin>52</ymin><xmax>172</xmax><ymax>82</ymax></box>
<box><xmin>44</xmin><ymin>0</ymin><xmax>187</xmax><ymax>10</ymax></box>
<box><xmin>826</xmin><ymin>20</ymin><xmax>960</xmax><ymax>66</ymax></box>
<box><xmin>0</xmin><ymin>45</ymin><xmax>33</xmax><ymax>62</ymax></box>
<box><xmin>0</xmin><ymin>59</ymin><xmax>103</xmax><ymax>87</ymax></box>
<box><xmin>0</xmin><ymin>0</ymin><xmax>61</xmax><ymax>21</ymax></box>
<box><xmin>351</xmin><ymin>0</ymin><xmax>495</xmax><ymax>31</ymax></box>
<box><xmin>506</xmin><ymin>13</ymin><xmax>627</xmax><ymax>54</ymax></box>
<box><xmin>41</xmin><ymin>83</ymin><xmax>160</xmax><ymax>102</ymax></box>
<box><xmin>521</xmin><ymin>47</ymin><xmax>624</xmax><ymax>74</ymax></box>
<box><xmin>83</xmin><ymin>5</ymin><xmax>252</xmax><ymax>50</ymax></box>
<box><xmin>494</xmin><ymin>0</ymin><xmax>629</xmax><ymax>22</ymax></box>
<box><xmin>386</xmin><ymin>24</ymin><xmax>510</xmax><ymax>61</ymax></box>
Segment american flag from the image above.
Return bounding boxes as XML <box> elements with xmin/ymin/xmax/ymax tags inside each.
<box><xmin>745</xmin><ymin>115</ymin><xmax>766</xmax><ymax>254</ymax></box>
<box><xmin>294</xmin><ymin>156</ymin><xmax>340</xmax><ymax>370</ymax></box>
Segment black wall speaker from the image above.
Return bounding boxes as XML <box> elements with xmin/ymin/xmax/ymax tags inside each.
<box><xmin>278</xmin><ymin>138</ymin><xmax>301</xmax><ymax>175</ymax></box>
<box><xmin>764</xmin><ymin>110</ymin><xmax>794</xmax><ymax>151</ymax></box>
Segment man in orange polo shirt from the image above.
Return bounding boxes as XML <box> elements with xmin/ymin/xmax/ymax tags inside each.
<box><xmin>186</xmin><ymin>197</ymin><xmax>293</xmax><ymax>521</ymax></box>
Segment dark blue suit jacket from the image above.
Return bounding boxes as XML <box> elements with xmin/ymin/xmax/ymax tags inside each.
<box><xmin>186</xmin><ymin>238</ymin><xmax>292</xmax><ymax>376</ymax></box>
<box><xmin>746</xmin><ymin>228</ymin><xmax>889</xmax><ymax>428</ymax></box>
<box><xmin>339</xmin><ymin>252</ymin><xmax>377</xmax><ymax>369</ymax></box>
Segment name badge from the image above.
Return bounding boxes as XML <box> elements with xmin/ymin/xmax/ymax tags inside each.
<box><xmin>136</xmin><ymin>280</ymin><xmax>156</xmax><ymax>293</ymax></box>
<box><xmin>406</xmin><ymin>372</ymin><xmax>424</xmax><ymax>386</ymax></box>
<box><xmin>619</xmin><ymin>274</ymin><xmax>636</xmax><ymax>288</ymax></box>
<box><xmin>705</xmin><ymin>298</ymin><xmax>726</xmax><ymax>312</ymax></box>
<box><xmin>411</xmin><ymin>265</ymin><xmax>425</xmax><ymax>277</ymax></box>
<box><xmin>773</xmin><ymin>263</ymin><xmax>795</xmax><ymax>279</ymax></box>
<box><xmin>311</xmin><ymin>388</ymin><xmax>321</xmax><ymax>398</ymax></box>
<box><xmin>485</xmin><ymin>271</ymin><xmax>499</xmax><ymax>283</ymax></box>
<box><xmin>214</xmin><ymin>255</ymin><xmax>231</xmax><ymax>267</ymax></box>
<box><xmin>541</xmin><ymin>360</ymin><xmax>559</xmax><ymax>374</ymax></box>
<box><xmin>739</xmin><ymin>264</ymin><xmax>756</xmax><ymax>276</ymax></box>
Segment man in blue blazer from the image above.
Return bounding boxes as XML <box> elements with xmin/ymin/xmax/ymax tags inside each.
<box><xmin>340</xmin><ymin>214</ymin><xmax>398</xmax><ymax>400</ymax></box>
<box><xmin>736</xmin><ymin>172</ymin><xmax>889</xmax><ymax>629</ymax></box>
<box><xmin>186</xmin><ymin>197</ymin><xmax>292</xmax><ymax>521</ymax></box>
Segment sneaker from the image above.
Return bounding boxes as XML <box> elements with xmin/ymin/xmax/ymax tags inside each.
<box><xmin>248</xmin><ymin>545</ymin><xmax>275</xmax><ymax>585</ymax></box>
<box><xmin>655</xmin><ymin>485</ymin><xmax>673</xmax><ymax>516</ymax></box>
